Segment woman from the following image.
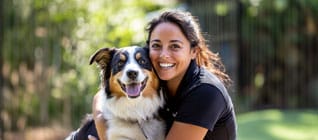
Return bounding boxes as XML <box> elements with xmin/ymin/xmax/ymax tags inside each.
<box><xmin>73</xmin><ymin>10</ymin><xmax>237</xmax><ymax>140</ymax></box>
<box><xmin>145</xmin><ymin>10</ymin><xmax>237</xmax><ymax>140</ymax></box>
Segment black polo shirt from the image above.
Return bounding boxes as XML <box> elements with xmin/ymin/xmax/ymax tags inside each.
<box><xmin>159</xmin><ymin>60</ymin><xmax>237</xmax><ymax>140</ymax></box>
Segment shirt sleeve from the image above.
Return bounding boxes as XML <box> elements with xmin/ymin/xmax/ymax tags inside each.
<box><xmin>174</xmin><ymin>84</ymin><xmax>226</xmax><ymax>131</ymax></box>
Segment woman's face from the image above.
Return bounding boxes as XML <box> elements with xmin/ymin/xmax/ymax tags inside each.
<box><xmin>149</xmin><ymin>22</ymin><xmax>197</xmax><ymax>83</ymax></box>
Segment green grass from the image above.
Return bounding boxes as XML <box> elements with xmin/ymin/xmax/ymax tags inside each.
<box><xmin>237</xmin><ymin>109</ymin><xmax>318</xmax><ymax>140</ymax></box>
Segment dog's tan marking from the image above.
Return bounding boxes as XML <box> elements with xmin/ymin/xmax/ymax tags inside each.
<box><xmin>120</xmin><ymin>53</ymin><xmax>126</xmax><ymax>62</ymax></box>
<box><xmin>142</xmin><ymin>70</ymin><xmax>159</xmax><ymax>98</ymax></box>
<box><xmin>136</xmin><ymin>52</ymin><xmax>142</xmax><ymax>60</ymax></box>
<box><xmin>109</xmin><ymin>72</ymin><xmax>126</xmax><ymax>97</ymax></box>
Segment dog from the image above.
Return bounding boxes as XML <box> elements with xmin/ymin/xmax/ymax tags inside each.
<box><xmin>75</xmin><ymin>46</ymin><xmax>166</xmax><ymax>140</ymax></box>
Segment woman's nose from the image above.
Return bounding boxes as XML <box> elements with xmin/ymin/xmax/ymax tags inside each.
<box><xmin>159</xmin><ymin>48</ymin><xmax>170</xmax><ymax>59</ymax></box>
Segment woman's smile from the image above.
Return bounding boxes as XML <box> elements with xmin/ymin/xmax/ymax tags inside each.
<box><xmin>159</xmin><ymin>62</ymin><xmax>175</xmax><ymax>68</ymax></box>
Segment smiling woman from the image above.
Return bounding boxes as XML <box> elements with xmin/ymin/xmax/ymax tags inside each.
<box><xmin>145</xmin><ymin>10</ymin><xmax>237</xmax><ymax>140</ymax></box>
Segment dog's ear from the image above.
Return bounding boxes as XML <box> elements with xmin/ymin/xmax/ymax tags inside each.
<box><xmin>142</xmin><ymin>46</ymin><xmax>149</xmax><ymax>53</ymax></box>
<box><xmin>89</xmin><ymin>48</ymin><xmax>117</xmax><ymax>69</ymax></box>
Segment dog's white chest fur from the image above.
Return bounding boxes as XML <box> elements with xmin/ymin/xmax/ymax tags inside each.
<box><xmin>97</xmin><ymin>90</ymin><xmax>165</xmax><ymax>140</ymax></box>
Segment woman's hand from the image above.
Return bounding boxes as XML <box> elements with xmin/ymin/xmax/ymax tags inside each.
<box><xmin>92</xmin><ymin>91</ymin><xmax>107</xmax><ymax>140</ymax></box>
<box><xmin>88</xmin><ymin>135</ymin><xmax>98</xmax><ymax>140</ymax></box>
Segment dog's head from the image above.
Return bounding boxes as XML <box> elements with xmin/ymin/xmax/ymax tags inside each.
<box><xmin>90</xmin><ymin>46</ymin><xmax>159</xmax><ymax>99</ymax></box>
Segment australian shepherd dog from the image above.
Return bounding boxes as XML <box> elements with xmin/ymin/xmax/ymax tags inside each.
<box><xmin>67</xmin><ymin>46</ymin><xmax>165</xmax><ymax>140</ymax></box>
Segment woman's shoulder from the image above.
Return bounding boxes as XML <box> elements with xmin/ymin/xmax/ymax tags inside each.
<box><xmin>199</xmin><ymin>67</ymin><xmax>224</xmax><ymax>85</ymax></box>
<box><xmin>189</xmin><ymin>84</ymin><xmax>224</xmax><ymax>101</ymax></box>
<box><xmin>189</xmin><ymin>82</ymin><xmax>234</xmax><ymax>111</ymax></box>
<box><xmin>199</xmin><ymin>67</ymin><xmax>230</xmax><ymax>96</ymax></box>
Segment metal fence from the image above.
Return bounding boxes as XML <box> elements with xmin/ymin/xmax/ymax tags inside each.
<box><xmin>185</xmin><ymin>0</ymin><xmax>318</xmax><ymax>112</ymax></box>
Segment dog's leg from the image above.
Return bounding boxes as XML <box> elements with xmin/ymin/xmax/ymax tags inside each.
<box><xmin>93</xmin><ymin>91</ymin><xmax>108</xmax><ymax>140</ymax></box>
<box><xmin>95</xmin><ymin>114</ymin><xmax>107</xmax><ymax>140</ymax></box>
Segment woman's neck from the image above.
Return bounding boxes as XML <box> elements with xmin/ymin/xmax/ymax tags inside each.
<box><xmin>166</xmin><ymin>74</ymin><xmax>184</xmax><ymax>97</ymax></box>
<box><xmin>165</xmin><ymin>60</ymin><xmax>197</xmax><ymax>97</ymax></box>
<box><xmin>166</xmin><ymin>81</ymin><xmax>178</xmax><ymax>97</ymax></box>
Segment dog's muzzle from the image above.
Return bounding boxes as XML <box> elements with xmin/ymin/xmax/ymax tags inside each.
<box><xmin>118</xmin><ymin>71</ymin><xmax>148</xmax><ymax>98</ymax></box>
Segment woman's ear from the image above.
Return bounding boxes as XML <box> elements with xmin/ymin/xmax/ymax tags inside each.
<box><xmin>191</xmin><ymin>47</ymin><xmax>199</xmax><ymax>59</ymax></box>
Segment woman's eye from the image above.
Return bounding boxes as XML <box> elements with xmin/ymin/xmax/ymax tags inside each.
<box><xmin>171</xmin><ymin>44</ymin><xmax>181</xmax><ymax>50</ymax></box>
<box><xmin>151</xmin><ymin>44</ymin><xmax>161</xmax><ymax>49</ymax></box>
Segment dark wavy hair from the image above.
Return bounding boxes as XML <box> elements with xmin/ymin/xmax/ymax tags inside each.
<box><xmin>146</xmin><ymin>10</ymin><xmax>232</xmax><ymax>86</ymax></box>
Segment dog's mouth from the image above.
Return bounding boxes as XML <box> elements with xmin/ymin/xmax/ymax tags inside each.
<box><xmin>118</xmin><ymin>77</ymin><xmax>148</xmax><ymax>98</ymax></box>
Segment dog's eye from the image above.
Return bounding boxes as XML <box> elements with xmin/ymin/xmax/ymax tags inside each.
<box><xmin>138</xmin><ymin>59</ymin><xmax>146</xmax><ymax>64</ymax></box>
<box><xmin>118</xmin><ymin>61</ymin><xmax>124</xmax><ymax>66</ymax></box>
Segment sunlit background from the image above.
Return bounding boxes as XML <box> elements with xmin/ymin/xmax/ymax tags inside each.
<box><xmin>1</xmin><ymin>0</ymin><xmax>317</xmax><ymax>139</ymax></box>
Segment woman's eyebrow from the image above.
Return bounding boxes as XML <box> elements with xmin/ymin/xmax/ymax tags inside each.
<box><xmin>150</xmin><ymin>39</ymin><xmax>161</xmax><ymax>43</ymax></box>
<box><xmin>170</xmin><ymin>40</ymin><xmax>183</xmax><ymax>44</ymax></box>
<box><xmin>150</xmin><ymin>39</ymin><xmax>183</xmax><ymax>44</ymax></box>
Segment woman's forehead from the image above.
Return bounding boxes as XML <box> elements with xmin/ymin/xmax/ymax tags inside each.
<box><xmin>150</xmin><ymin>22</ymin><xmax>187</xmax><ymax>41</ymax></box>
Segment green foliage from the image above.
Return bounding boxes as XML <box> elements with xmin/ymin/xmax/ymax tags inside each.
<box><xmin>1</xmin><ymin>0</ymin><xmax>171</xmax><ymax>130</ymax></box>
<box><xmin>238</xmin><ymin>0</ymin><xmax>318</xmax><ymax>110</ymax></box>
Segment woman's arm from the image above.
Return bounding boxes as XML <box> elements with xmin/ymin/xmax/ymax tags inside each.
<box><xmin>92</xmin><ymin>91</ymin><xmax>107</xmax><ymax>140</ymax></box>
<box><xmin>166</xmin><ymin>121</ymin><xmax>208</xmax><ymax>140</ymax></box>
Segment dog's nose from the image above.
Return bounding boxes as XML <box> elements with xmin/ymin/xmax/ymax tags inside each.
<box><xmin>127</xmin><ymin>70</ymin><xmax>138</xmax><ymax>80</ymax></box>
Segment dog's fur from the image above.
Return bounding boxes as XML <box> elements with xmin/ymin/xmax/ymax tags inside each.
<box><xmin>89</xmin><ymin>46</ymin><xmax>165</xmax><ymax>140</ymax></box>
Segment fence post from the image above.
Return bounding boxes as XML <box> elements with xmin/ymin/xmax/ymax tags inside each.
<box><xmin>0</xmin><ymin>0</ymin><xmax>4</xmax><ymax>138</ymax></box>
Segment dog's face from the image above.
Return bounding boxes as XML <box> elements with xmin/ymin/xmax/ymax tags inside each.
<box><xmin>90</xmin><ymin>46</ymin><xmax>159</xmax><ymax>98</ymax></box>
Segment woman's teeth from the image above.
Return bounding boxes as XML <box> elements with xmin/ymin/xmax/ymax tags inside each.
<box><xmin>159</xmin><ymin>63</ymin><xmax>174</xmax><ymax>68</ymax></box>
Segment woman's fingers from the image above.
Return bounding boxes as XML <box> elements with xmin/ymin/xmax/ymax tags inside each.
<box><xmin>88</xmin><ymin>135</ymin><xmax>98</xmax><ymax>140</ymax></box>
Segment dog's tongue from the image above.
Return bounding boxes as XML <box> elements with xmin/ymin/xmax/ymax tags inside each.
<box><xmin>126</xmin><ymin>83</ymin><xmax>142</xmax><ymax>97</ymax></box>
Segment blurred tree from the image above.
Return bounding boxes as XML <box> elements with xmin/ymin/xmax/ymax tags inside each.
<box><xmin>0</xmin><ymin>0</ymin><xmax>4</xmax><ymax>138</ymax></box>
<box><xmin>1</xmin><ymin>0</ymin><xmax>170</xmax><ymax>134</ymax></box>
<box><xmin>238</xmin><ymin>0</ymin><xmax>318</xmax><ymax>110</ymax></box>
